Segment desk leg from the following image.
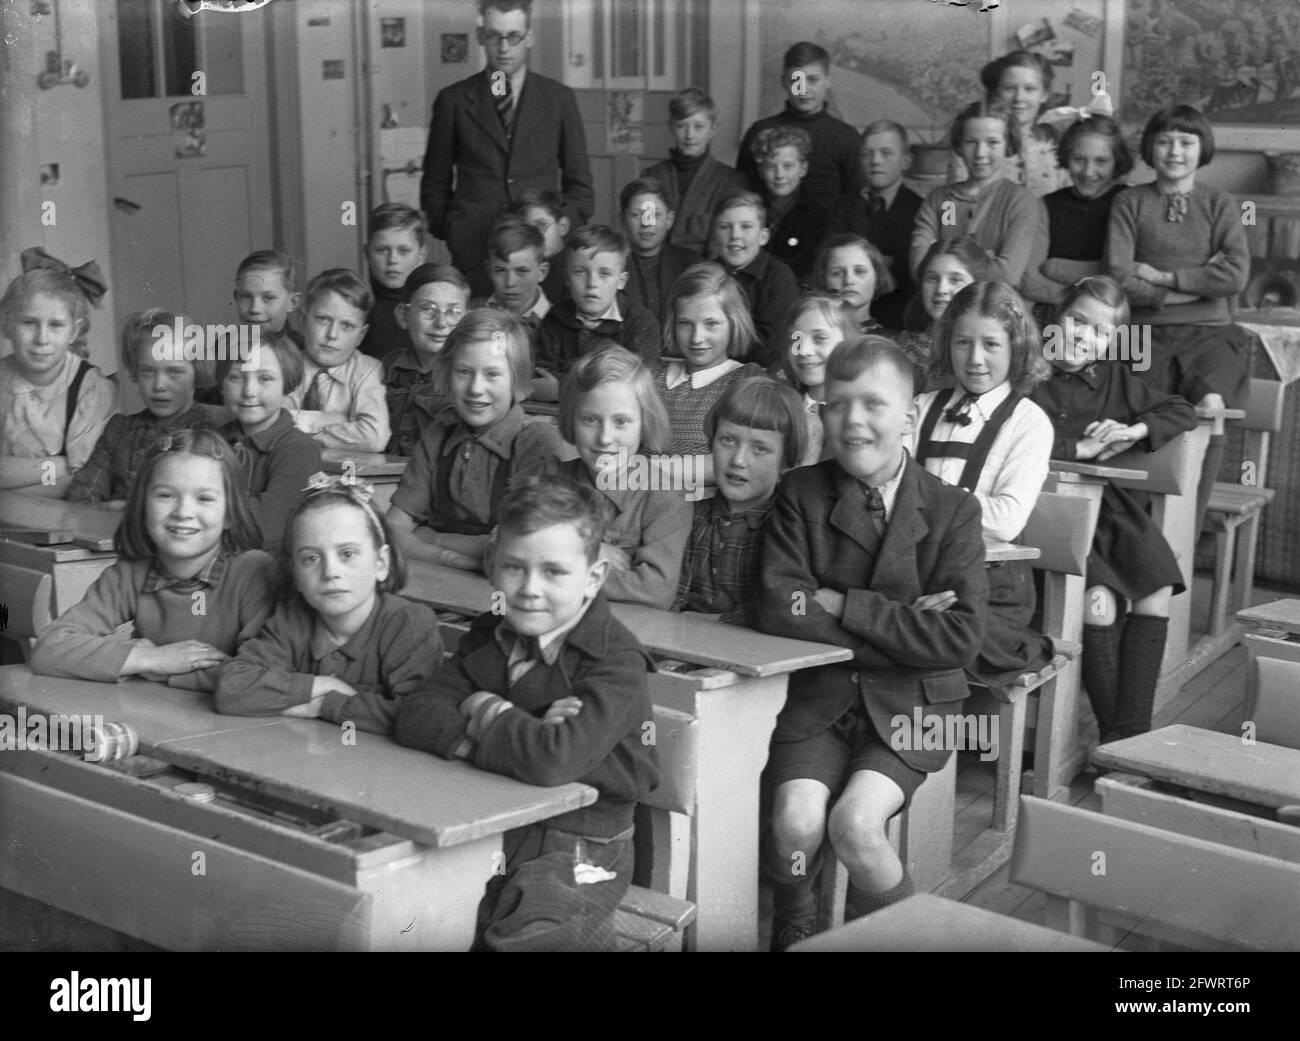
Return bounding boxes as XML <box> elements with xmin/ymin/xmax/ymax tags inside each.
<box><xmin>357</xmin><ymin>838</ymin><xmax>498</xmax><ymax>951</ymax></box>
<box><xmin>690</xmin><ymin>675</ymin><xmax>786</xmax><ymax>952</ymax></box>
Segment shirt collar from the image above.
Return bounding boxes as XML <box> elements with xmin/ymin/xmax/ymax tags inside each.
<box><xmin>222</xmin><ymin>409</ymin><xmax>297</xmax><ymax>452</ymax></box>
<box><xmin>305</xmin><ymin>352</ymin><xmax>355</xmax><ymax>379</ymax></box>
<box><xmin>707</xmin><ymin>488</ymin><xmax>773</xmax><ymax>529</ymax></box>
<box><xmin>576</xmin><ymin>296</ymin><xmax>622</xmax><ymax>327</ymax></box>
<box><xmin>440</xmin><ymin>402</ymin><xmax>527</xmax><ymax>460</ymax></box>
<box><xmin>495</xmin><ymin>596</ymin><xmax>594</xmax><ymax>666</ymax></box>
<box><xmin>142</xmin><ymin>550</ymin><xmax>230</xmax><ymax>593</ymax></box>
<box><xmin>663</xmin><ymin>357</ymin><xmax>742</xmax><ymax>390</ymax></box>
<box><xmin>387</xmin><ymin>347</ymin><xmax>434</xmax><ymax>373</ymax></box>
<box><xmin>853</xmin><ymin>449</ymin><xmax>907</xmax><ymax>521</ymax></box>
<box><xmin>308</xmin><ymin>595</ymin><xmax>385</xmax><ymax>662</ymax></box>
<box><xmin>1056</xmin><ymin>361</ymin><xmax>1106</xmax><ymax>388</ymax></box>
<box><xmin>488</xmin><ymin>289</ymin><xmax>550</xmax><ymax>320</ymax></box>
<box><xmin>861</xmin><ymin>181</ymin><xmax>902</xmax><ymax>209</ymax></box>
<box><xmin>968</xmin><ymin>381</ymin><xmax>1012</xmax><ymax>422</ymax></box>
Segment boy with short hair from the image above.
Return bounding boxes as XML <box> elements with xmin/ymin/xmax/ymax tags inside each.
<box><xmin>67</xmin><ymin>308</ymin><xmax>216</xmax><ymax>506</ymax></box>
<box><xmin>288</xmin><ymin>268</ymin><xmax>391</xmax><ymax>452</ymax></box>
<box><xmin>825</xmin><ymin>121</ymin><xmax>923</xmax><ymax>329</ymax></box>
<box><xmin>618</xmin><ymin>177</ymin><xmax>697</xmax><ymax>325</ymax></box>
<box><xmin>533</xmin><ymin>224</ymin><xmax>661</xmax><ymax>401</ymax></box>
<box><xmin>708</xmin><ymin>189</ymin><xmax>800</xmax><ymax>369</ymax></box>
<box><xmin>474</xmin><ymin>216</ymin><xmax>553</xmax><ymax>330</ymax></box>
<box><xmin>756</xmin><ymin>335</ymin><xmax>987</xmax><ymax>950</ymax></box>
<box><xmin>752</xmin><ymin>126</ymin><xmax>826</xmax><ymax>285</ymax></box>
<box><xmin>736</xmin><ymin>42</ymin><xmax>864</xmax><ymax>217</ymax></box>
<box><xmin>393</xmin><ymin>472</ymin><xmax>660</xmax><ymax>952</ymax></box>
<box><xmin>383</xmin><ymin>263</ymin><xmax>471</xmax><ymax>456</ymax></box>
<box><xmin>360</xmin><ymin>203</ymin><xmax>430</xmax><ymax>361</ymax></box>
<box><xmin>512</xmin><ymin>188</ymin><xmax>571</xmax><ymax>308</ymax></box>
<box><xmin>233</xmin><ymin>249</ymin><xmax>303</xmax><ymax>348</ymax></box>
<box><xmin>674</xmin><ymin>376</ymin><xmax>806</xmax><ymax>626</ymax></box>
<box><xmin>643</xmin><ymin>87</ymin><xmax>746</xmax><ymax>254</ymax></box>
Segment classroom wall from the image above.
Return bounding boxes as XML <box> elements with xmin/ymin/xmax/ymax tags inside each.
<box><xmin>0</xmin><ymin>0</ymin><xmax>117</xmax><ymax>376</ymax></box>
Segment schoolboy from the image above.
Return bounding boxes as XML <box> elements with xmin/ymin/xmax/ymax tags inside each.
<box><xmin>512</xmin><ymin>188</ymin><xmax>571</xmax><ymax>308</ymax></box>
<box><xmin>359</xmin><ymin>203</ymin><xmax>430</xmax><ymax>360</ymax></box>
<box><xmin>393</xmin><ymin>472</ymin><xmax>659</xmax><ymax>951</ymax></box>
<box><xmin>619</xmin><ymin>177</ymin><xmax>699</xmax><ymax>325</ymax></box>
<box><xmin>674</xmin><ymin>376</ymin><xmax>806</xmax><ymax>626</ymax></box>
<box><xmin>533</xmin><ymin>225</ymin><xmax>661</xmax><ymax>401</ymax></box>
<box><xmin>735</xmin><ymin>42</ymin><xmax>864</xmax><ymax>215</ymax></box>
<box><xmin>708</xmin><ymin>189</ymin><xmax>800</xmax><ymax>369</ymax></box>
<box><xmin>756</xmin><ymin>336</ymin><xmax>987</xmax><ymax>949</ymax></box>
<box><xmin>752</xmin><ymin>125</ymin><xmax>826</xmax><ymax>285</ymax></box>
<box><xmin>233</xmin><ymin>249</ymin><xmax>303</xmax><ymax>347</ymax></box>
<box><xmin>288</xmin><ymin>268</ymin><xmax>391</xmax><ymax>452</ymax></box>
<box><xmin>474</xmin><ymin>216</ymin><xmax>553</xmax><ymax>330</ymax></box>
<box><xmin>643</xmin><ymin>87</ymin><xmax>746</xmax><ymax>253</ymax></box>
<box><xmin>825</xmin><ymin>121</ymin><xmax>923</xmax><ymax>329</ymax></box>
<box><xmin>66</xmin><ymin>308</ymin><xmax>216</xmax><ymax>506</ymax></box>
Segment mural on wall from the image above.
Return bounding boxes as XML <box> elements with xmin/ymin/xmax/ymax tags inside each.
<box><xmin>1120</xmin><ymin>0</ymin><xmax>1300</xmax><ymax>127</ymax></box>
<box><xmin>760</xmin><ymin>1</ymin><xmax>988</xmax><ymax>138</ymax></box>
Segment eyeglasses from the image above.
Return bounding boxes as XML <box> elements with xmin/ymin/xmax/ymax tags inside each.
<box><xmin>409</xmin><ymin>303</ymin><xmax>465</xmax><ymax>321</ymax></box>
<box><xmin>477</xmin><ymin>28</ymin><xmax>527</xmax><ymax>47</ymax></box>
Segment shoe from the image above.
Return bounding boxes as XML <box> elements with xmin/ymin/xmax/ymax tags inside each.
<box><xmin>769</xmin><ymin>878</ymin><xmax>819</xmax><ymax>952</ymax></box>
<box><xmin>770</xmin><ymin>919</ymin><xmax>817</xmax><ymax>951</ymax></box>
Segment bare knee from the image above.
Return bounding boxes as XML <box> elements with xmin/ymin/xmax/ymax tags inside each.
<box><xmin>770</xmin><ymin>783</ymin><xmax>828</xmax><ymax>867</ymax></box>
<box><xmin>826</xmin><ymin>799</ymin><xmax>893</xmax><ymax>873</ymax></box>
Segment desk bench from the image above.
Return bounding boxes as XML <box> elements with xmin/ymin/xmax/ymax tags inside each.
<box><xmin>401</xmin><ymin>560</ymin><xmax>851</xmax><ymax>951</ymax></box>
<box><xmin>0</xmin><ymin>666</ymin><xmax>596</xmax><ymax>951</ymax></box>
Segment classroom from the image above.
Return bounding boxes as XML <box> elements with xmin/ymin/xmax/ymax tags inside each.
<box><xmin>2</xmin><ymin>0</ymin><xmax>1299</xmax><ymax>958</ymax></box>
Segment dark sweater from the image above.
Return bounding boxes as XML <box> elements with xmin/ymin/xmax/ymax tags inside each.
<box><xmin>719</xmin><ymin>249</ymin><xmax>800</xmax><ymax>369</ymax></box>
<box><xmin>359</xmin><ymin>279</ymin><xmax>407</xmax><ymax>361</ymax></box>
<box><xmin>1044</xmin><ymin>184</ymin><xmax>1125</xmax><ymax>261</ymax></box>
<box><xmin>625</xmin><ymin>244</ymin><xmax>698</xmax><ymax>325</ymax></box>
<box><xmin>737</xmin><ymin>105</ymin><xmax>864</xmax><ymax>216</ymax></box>
<box><xmin>393</xmin><ymin>592</ymin><xmax>660</xmax><ymax>837</ymax></box>
<box><xmin>535</xmin><ymin>292</ymin><xmax>662</xmax><ymax>374</ymax></box>
<box><xmin>825</xmin><ymin>185</ymin><xmax>924</xmax><ymax>330</ymax></box>
<box><xmin>762</xmin><ymin>187</ymin><xmax>828</xmax><ymax>286</ymax></box>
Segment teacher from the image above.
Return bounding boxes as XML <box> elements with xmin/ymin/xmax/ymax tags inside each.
<box><xmin>420</xmin><ymin>0</ymin><xmax>595</xmax><ymax>298</ymax></box>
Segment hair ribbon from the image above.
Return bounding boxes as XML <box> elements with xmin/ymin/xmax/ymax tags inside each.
<box><xmin>20</xmin><ymin>247</ymin><xmax>108</xmax><ymax>306</ymax></box>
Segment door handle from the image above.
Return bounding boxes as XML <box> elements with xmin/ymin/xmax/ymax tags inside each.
<box><xmin>113</xmin><ymin>197</ymin><xmax>142</xmax><ymax>213</ymax></box>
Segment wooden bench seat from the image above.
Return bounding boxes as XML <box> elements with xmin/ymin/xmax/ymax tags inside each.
<box><xmin>614</xmin><ymin>885</ymin><xmax>696</xmax><ymax>951</ymax></box>
<box><xmin>1010</xmin><ymin>794</ymin><xmax>1300</xmax><ymax>951</ymax></box>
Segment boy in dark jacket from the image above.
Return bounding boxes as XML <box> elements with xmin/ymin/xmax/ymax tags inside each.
<box><xmin>394</xmin><ymin>472</ymin><xmax>659</xmax><ymax>952</ymax></box>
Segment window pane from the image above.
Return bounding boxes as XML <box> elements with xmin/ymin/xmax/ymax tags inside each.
<box><xmin>161</xmin><ymin>2</ymin><xmax>244</xmax><ymax>96</ymax></box>
<box><xmin>653</xmin><ymin>0</ymin><xmax>665</xmax><ymax>79</ymax></box>
<box><xmin>118</xmin><ymin>0</ymin><xmax>157</xmax><ymax>99</ymax></box>
<box><xmin>611</xmin><ymin>0</ymin><xmax>642</xmax><ymax>79</ymax></box>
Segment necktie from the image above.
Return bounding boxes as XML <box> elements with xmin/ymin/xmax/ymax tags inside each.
<box><xmin>943</xmin><ymin>391</ymin><xmax>980</xmax><ymax>427</ymax></box>
<box><xmin>867</xmin><ymin>192</ymin><xmax>885</xmax><ymax>215</ymax></box>
<box><xmin>495</xmin><ymin>75</ymin><xmax>514</xmax><ymax>132</ymax></box>
<box><xmin>302</xmin><ymin>370</ymin><xmax>328</xmax><ymax>412</ymax></box>
<box><xmin>508</xmin><ymin>634</ymin><xmax>541</xmax><ymax>686</ymax></box>
<box><xmin>861</xmin><ymin>483</ymin><xmax>886</xmax><ymax>537</ymax></box>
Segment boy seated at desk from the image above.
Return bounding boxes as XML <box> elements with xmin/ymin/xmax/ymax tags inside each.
<box><xmin>394</xmin><ymin>473</ymin><xmax>660</xmax><ymax>952</ymax></box>
<box><xmin>755</xmin><ymin>335</ymin><xmax>987</xmax><ymax>950</ymax></box>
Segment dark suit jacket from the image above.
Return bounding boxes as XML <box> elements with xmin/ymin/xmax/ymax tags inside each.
<box><xmin>825</xmin><ymin>186</ymin><xmax>924</xmax><ymax>330</ymax></box>
<box><xmin>535</xmin><ymin>292</ymin><xmax>661</xmax><ymax>374</ymax></box>
<box><xmin>393</xmin><ymin>593</ymin><xmax>659</xmax><ymax>837</ymax></box>
<box><xmin>723</xmin><ymin>249</ymin><xmax>799</xmax><ymax>370</ymax></box>
<box><xmin>757</xmin><ymin>455</ymin><xmax>987</xmax><ymax>771</ymax></box>
<box><xmin>642</xmin><ymin>153</ymin><xmax>746</xmax><ymax>253</ymax></box>
<box><xmin>420</xmin><ymin>70</ymin><xmax>594</xmax><ymax>289</ymax></box>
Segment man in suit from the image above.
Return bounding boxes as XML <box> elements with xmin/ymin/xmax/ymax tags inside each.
<box><xmin>756</xmin><ymin>336</ymin><xmax>987</xmax><ymax>950</ymax></box>
<box><xmin>420</xmin><ymin>0</ymin><xmax>594</xmax><ymax>298</ymax></box>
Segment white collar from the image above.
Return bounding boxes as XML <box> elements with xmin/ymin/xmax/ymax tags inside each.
<box><xmin>663</xmin><ymin>357</ymin><xmax>741</xmax><ymax>389</ymax></box>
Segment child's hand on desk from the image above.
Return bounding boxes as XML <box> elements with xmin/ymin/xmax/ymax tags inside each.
<box><xmin>1073</xmin><ymin>435</ymin><xmax>1109</xmax><ymax>460</ymax></box>
<box><xmin>126</xmin><ymin>640</ymin><xmax>229</xmax><ymax>677</ymax></box>
<box><xmin>813</xmin><ymin>587</ymin><xmax>846</xmax><ymax>618</ymax></box>
<box><xmin>913</xmin><ymin>590</ymin><xmax>957</xmax><ymax>611</ymax></box>
<box><xmin>436</xmin><ymin>546</ymin><xmax>482</xmax><ymax>570</ymax></box>
<box><xmin>541</xmin><ymin>696</ymin><xmax>583</xmax><ymax>725</ymax></box>
<box><xmin>283</xmin><ymin>676</ymin><xmax>358</xmax><ymax>718</ymax></box>
<box><xmin>599</xmin><ymin>542</ymin><xmax>632</xmax><ymax>572</ymax></box>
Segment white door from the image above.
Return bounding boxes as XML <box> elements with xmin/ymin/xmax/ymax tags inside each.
<box><xmin>100</xmin><ymin>0</ymin><xmax>274</xmax><ymax>331</ymax></box>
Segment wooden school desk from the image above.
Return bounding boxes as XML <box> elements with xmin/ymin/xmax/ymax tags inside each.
<box><xmin>0</xmin><ymin>491</ymin><xmax>119</xmax><ymax>620</ymax></box>
<box><xmin>320</xmin><ymin>450</ymin><xmax>408</xmax><ymax>513</ymax></box>
<box><xmin>401</xmin><ymin>560</ymin><xmax>852</xmax><ymax>952</ymax></box>
<box><xmin>0</xmin><ymin>665</ymin><xmax>596</xmax><ymax>951</ymax></box>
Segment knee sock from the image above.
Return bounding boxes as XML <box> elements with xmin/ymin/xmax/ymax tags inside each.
<box><xmin>1082</xmin><ymin>614</ymin><xmax>1124</xmax><ymax>739</ymax></box>
<box><xmin>1196</xmin><ymin>435</ymin><xmax>1225</xmax><ymax>537</ymax></box>
<box><xmin>845</xmin><ymin>871</ymin><xmax>914</xmax><ymax>921</ymax></box>
<box><xmin>1112</xmin><ymin>614</ymin><xmax>1168</xmax><ymax>740</ymax></box>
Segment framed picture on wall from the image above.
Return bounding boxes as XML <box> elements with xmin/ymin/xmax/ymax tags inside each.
<box><xmin>1112</xmin><ymin>0</ymin><xmax>1300</xmax><ymax>150</ymax></box>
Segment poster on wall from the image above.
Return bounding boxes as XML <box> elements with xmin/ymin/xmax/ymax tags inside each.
<box><xmin>607</xmin><ymin>91</ymin><xmax>645</xmax><ymax>153</ymax></box>
<box><xmin>170</xmin><ymin>100</ymin><xmax>206</xmax><ymax>158</ymax></box>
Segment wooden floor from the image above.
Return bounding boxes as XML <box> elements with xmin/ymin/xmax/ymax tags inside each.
<box><xmin>946</xmin><ymin>573</ymin><xmax>1290</xmax><ymax>941</ymax></box>
<box><xmin>4</xmin><ymin>573</ymin><xmax>1296</xmax><ymax>952</ymax></box>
